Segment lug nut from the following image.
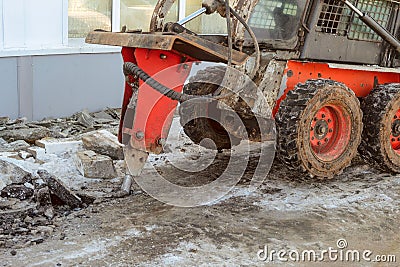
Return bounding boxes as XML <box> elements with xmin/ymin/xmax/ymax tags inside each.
<box><xmin>329</xmin><ymin>129</ymin><xmax>333</xmax><ymax>133</ymax></box>
<box><xmin>321</xmin><ymin>114</ymin><xmax>325</xmax><ymax>118</ymax></box>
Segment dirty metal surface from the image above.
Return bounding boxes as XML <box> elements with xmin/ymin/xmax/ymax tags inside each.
<box><xmin>86</xmin><ymin>31</ymin><xmax>248</xmax><ymax>65</ymax></box>
<box><xmin>122</xmin><ymin>49</ymin><xmax>192</xmax><ymax>154</ymax></box>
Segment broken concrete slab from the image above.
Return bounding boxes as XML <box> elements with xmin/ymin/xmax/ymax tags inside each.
<box><xmin>0</xmin><ymin>117</ymin><xmax>9</xmax><ymax>125</ymax></box>
<box><xmin>76</xmin><ymin>110</ymin><xmax>95</xmax><ymax>128</ymax></box>
<box><xmin>18</xmin><ymin>151</ymin><xmax>33</xmax><ymax>160</ymax></box>
<box><xmin>82</xmin><ymin>130</ymin><xmax>124</xmax><ymax>160</ymax></box>
<box><xmin>0</xmin><ymin>152</ymin><xmax>20</xmax><ymax>159</ymax></box>
<box><xmin>0</xmin><ymin>140</ymin><xmax>30</xmax><ymax>152</ymax></box>
<box><xmin>74</xmin><ymin>150</ymin><xmax>117</xmax><ymax>179</ymax></box>
<box><xmin>0</xmin><ymin>160</ymin><xmax>32</xmax><ymax>190</ymax></box>
<box><xmin>35</xmin><ymin>138</ymin><xmax>82</xmax><ymax>155</ymax></box>
<box><xmin>26</xmin><ymin>147</ymin><xmax>46</xmax><ymax>160</ymax></box>
<box><xmin>37</xmin><ymin>170</ymin><xmax>82</xmax><ymax>209</ymax></box>
<box><xmin>9</xmin><ymin>140</ymin><xmax>30</xmax><ymax>151</ymax></box>
<box><xmin>0</xmin><ymin>128</ymin><xmax>51</xmax><ymax>143</ymax></box>
<box><xmin>1</xmin><ymin>185</ymin><xmax>34</xmax><ymax>200</ymax></box>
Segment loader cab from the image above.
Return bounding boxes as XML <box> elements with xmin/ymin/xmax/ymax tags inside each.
<box><xmin>243</xmin><ymin>0</ymin><xmax>307</xmax><ymax>49</ymax></box>
<box><xmin>243</xmin><ymin>0</ymin><xmax>400</xmax><ymax>67</ymax></box>
<box><xmin>300</xmin><ymin>0</ymin><xmax>400</xmax><ymax>67</ymax></box>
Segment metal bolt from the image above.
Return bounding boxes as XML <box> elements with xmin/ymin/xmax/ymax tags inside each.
<box><xmin>392</xmin><ymin>138</ymin><xmax>396</xmax><ymax>142</ymax></box>
<box><xmin>317</xmin><ymin>141</ymin><xmax>321</xmax><ymax>146</ymax></box>
<box><xmin>160</xmin><ymin>54</ymin><xmax>167</xmax><ymax>59</ymax></box>
<box><xmin>329</xmin><ymin>129</ymin><xmax>333</xmax><ymax>133</ymax></box>
<box><xmin>311</xmin><ymin>136</ymin><xmax>315</xmax><ymax>140</ymax></box>
<box><xmin>135</xmin><ymin>131</ymin><xmax>145</xmax><ymax>140</ymax></box>
<box><xmin>327</xmin><ymin>119</ymin><xmax>332</xmax><ymax>123</ymax></box>
<box><xmin>321</xmin><ymin>114</ymin><xmax>325</xmax><ymax>118</ymax></box>
<box><xmin>310</xmin><ymin>127</ymin><xmax>314</xmax><ymax>131</ymax></box>
<box><xmin>313</xmin><ymin>117</ymin><xmax>318</xmax><ymax>121</ymax></box>
<box><xmin>395</xmin><ymin>115</ymin><xmax>398</xmax><ymax>119</ymax></box>
<box><xmin>325</xmin><ymin>138</ymin><xmax>329</xmax><ymax>142</ymax></box>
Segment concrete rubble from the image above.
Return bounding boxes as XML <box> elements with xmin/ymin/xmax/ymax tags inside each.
<box><xmin>0</xmin><ymin>160</ymin><xmax>32</xmax><ymax>191</ymax></box>
<box><xmin>0</xmin><ymin>108</ymin><xmax>126</xmax><ymax>249</ymax></box>
<box><xmin>0</xmin><ymin>161</ymin><xmax>85</xmax><ymax>249</ymax></box>
<box><xmin>36</xmin><ymin>138</ymin><xmax>83</xmax><ymax>155</ymax></box>
<box><xmin>82</xmin><ymin>129</ymin><xmax>124</xmax><ymax>160</ymax></box>
<box><xmin>75</xmin><ymin>150</ymin><xmax>117</xmax><ymax>179</ymax></box>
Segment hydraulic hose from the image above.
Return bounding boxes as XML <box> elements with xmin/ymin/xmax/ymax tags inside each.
<box><xmin>225</xmin><ymin>0</ymin><xmax>232</xmax><ymax>67</ymax></box>
<box><xmin>229</xmin><ymin>7</ymin><xmax>260</xmax><ymax>80</ymax></box>
<box><xmin>123</xmin><ymin>62</ymin><xmax>211</xmax><ymax>102</ymax></box>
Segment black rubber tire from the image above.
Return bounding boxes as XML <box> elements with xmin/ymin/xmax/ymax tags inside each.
<box><xmin>359</xmin><ymin>83</ymin><xmax>400</xmax><ymax>173</ymax></box>
<box><xmin>180</xmin><ymin>66</ymin><xmax>241</xmax><ymax>150</ymax></box>
<box><xmin>276</xmin><ymin>79</ymin><xmax>363</xmax><ymax>178</ymax></box>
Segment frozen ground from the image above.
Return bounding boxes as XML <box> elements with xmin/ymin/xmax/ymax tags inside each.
<box><xmin>1</xmin><ymin>118</ymin><xmax>400</xmax><ymax>266</ymax></box>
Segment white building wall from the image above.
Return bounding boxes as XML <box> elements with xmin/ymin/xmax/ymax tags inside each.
<box><xmin>0</xmin><ymin>0</ymin><xmax>123</xmax><ymax>120</ymax></box>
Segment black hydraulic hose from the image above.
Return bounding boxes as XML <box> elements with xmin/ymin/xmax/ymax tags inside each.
<box><xmin>229</xmin><ymin>7</ymin><xmax>260</xmax><ymax>80</ymax></box>
<box><xmin>225</xmin><ymin>0</ymin><xmax>232</xmax><ymax>67</ymax></box>
<box><xmin>123</xmin><ymin>62</ymin><xmax>211</xmax><ymax>102</ymax></box>
<box><xmin>124</xmin><ymin>5</ymin><xmax>260</xmax><ymax>102</ymax></box>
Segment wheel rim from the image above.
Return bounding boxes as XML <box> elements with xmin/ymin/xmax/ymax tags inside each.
<box><xmin>390</xmin><ymin>108</ymin><xmax>400</xmax><ymax>154</ymax></box>
<box><xmin>310</xmin><ymin>104</ymin><xmax>351</xmax><ymax>161</ymax></box>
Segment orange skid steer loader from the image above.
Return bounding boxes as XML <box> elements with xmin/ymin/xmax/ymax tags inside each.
<box><xmin>86</xmin><ymin>0</ymin><xmax>400</xmax><ymax>182</ymax></box>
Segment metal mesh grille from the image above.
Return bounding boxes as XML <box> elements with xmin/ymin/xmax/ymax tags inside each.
<box><xmin>349</xmin><ymin>0</ymin><xmax>394</xmax><ymax>41</ymax></box>
<box><xmin>317</xmin><ymin>0</ymin><xmax>351</xmax><ymax>35</ymax></box>
<box><xmin>316</xmin><ymin>0</ymin><xmax>397</xmax><ymax>42</ymax></box>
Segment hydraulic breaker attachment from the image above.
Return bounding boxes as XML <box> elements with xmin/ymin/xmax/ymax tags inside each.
<box><xmin>121</xmin><ymin>48</ymin><xmax>193</xmax><ymax>176</ymax></box>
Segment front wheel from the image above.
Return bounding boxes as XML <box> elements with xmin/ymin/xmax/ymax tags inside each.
<box><xmin>276</xmin><ymin>79</ymin><xmax>363</xmax><ymax>178</ymax></box>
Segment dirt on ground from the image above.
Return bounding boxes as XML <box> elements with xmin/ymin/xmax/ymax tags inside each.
<box><xmin>1</xmin><ymin>117</ymin><xmax>400</xmax><ymax>266</ymax></box>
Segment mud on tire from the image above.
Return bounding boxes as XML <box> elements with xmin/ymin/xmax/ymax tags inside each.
<box><xmin>359</xmin><ymin>83</ymin><xmax>400</xmax><ymax>173</ymax></box>
<box><xmin>180</xmin><ymin>66</ymin><xmax>241</xmax><ymax>150</ymax></box>
<box><xmin>276</xmin><ymin>79</ymin><xmax>363</xmax><ymax>178</ymax></box>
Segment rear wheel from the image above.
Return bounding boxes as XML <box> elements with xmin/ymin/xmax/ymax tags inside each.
<box><xmin>276</xmin><ymin>79</ymin><xmax>363</xmax><ymax>178</ymax></box>
<box><xmin>359</xmin><ymin>84</ymin><xmax>400</xmax><ymax>173</ymax></box>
